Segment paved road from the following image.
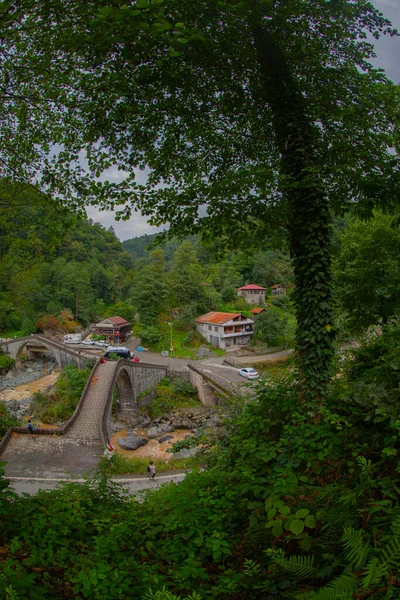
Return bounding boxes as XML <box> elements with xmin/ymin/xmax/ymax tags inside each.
<box><xmin>8</xmin><ymin>472</ymin><xmax>186</xmax><ymax>496</ymax></box>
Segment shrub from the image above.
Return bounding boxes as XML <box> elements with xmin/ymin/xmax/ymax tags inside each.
<box><xmin>140</xmin><ymin>325</ymin><xmax>164</xmax><ymax>347</ymax></box>
<box><xmin>0</xmin><ymin>403</ymin><xmax>20</xmax><ymax>440</ymax></box>
<box><xmin>31</xmin><ymin>364</ymin><xmax>90</xmax><ymax>424</ymax></box>
<box><xmin>271</xmin><ymin>294</ymin><xmax>292</xmax><ymax>310</ymax></box>
<box><xmin>35</xmin><ymin>314</ymin><xmax>62</xmax><ymax>333</ymax></box>
<box><xmin>0</xmin><ymin>354</ymin><xmax>14</xmax><ymax>370</ymax></box>
<box><xmin>170</xmin><ymin>378</ymin><xmax>197</xmax><ymax>396</ymax></box>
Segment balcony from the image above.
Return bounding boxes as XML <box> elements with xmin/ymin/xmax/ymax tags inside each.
<box><xmin>223</xmin><ymin>328</ymin><xmax>254</xmax><ymax>338</ymax></box>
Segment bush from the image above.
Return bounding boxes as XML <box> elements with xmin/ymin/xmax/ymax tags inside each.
<box><xmin>170</xmin><ymin>378</ymin><xmax>197</xmax><ymax>396</ymax></box>
<box><xmin>0</xmin><ymin>403</ymin><xmax>20</xmax><ymax>440</ymax></box>
<box><xmin>35</xmin><ymin>314</ymin><xmax>62</xmax><ymax>333</ymax></box>
<box><xmin>31</xmin><ymin>364</ymin><xmax>91</xmax><ymax>424</ymax></box>
<box><xmin>141</xmin><ymin>378</ymin><xmax>200</xmax><ymax>419</ymax></box>
<box><xmin>140</xmin><ymin>325</ymin><xmax>164</xmax><ymax>347</ymax></box>
<box><xmin>271</xmin><ymin>294</ymin><xmax>292</xmax><ymax>310</ymax></box>
<box><xmin>0</xmin><ymin>354</ymin><xmax>14</xmax><ymax>371</ymax></box>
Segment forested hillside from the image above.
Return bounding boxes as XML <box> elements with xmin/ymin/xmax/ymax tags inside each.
<box><xmin>0</xmin><ymin>179</ymin><xmax>295</xmax><ymax>346</ymax></box>
<box><xmin>0</xmin><ymin>180</ymin><xmax>135</xmax><ymax>334</ymax></box>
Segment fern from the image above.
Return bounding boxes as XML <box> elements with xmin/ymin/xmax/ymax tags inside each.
<box><xmin>361</xmin><ymin>557</ymin><xmax>387</xmax><ymax>589</ymax></box>
<box><xmin>295</xmin><ymin>574</ymin><xmax>357</xmax><ymax>600</ymax></box>
<box><xmin>266</xmin><ymin>548</ymin><xmax>316</xmax><ymax>578</ymax></box>
<box><xmin>341</xmin><ymin>527</ymin><xmax>370</xmax><ymax>569</ymax></box>
<box><xmin>390</xmin><ymin>514</ymin><xmax>400</xmax><ymax>537</ymax></box>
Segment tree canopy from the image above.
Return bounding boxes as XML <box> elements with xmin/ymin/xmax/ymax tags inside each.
<box><xmin>1</xmin><ymin>0</ymin><xmax>400</xmax><ymax>404</ymax></box>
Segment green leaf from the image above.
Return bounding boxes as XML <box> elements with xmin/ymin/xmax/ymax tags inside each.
<box><xmin>304</xmin><ymin>515</ymin><xmax>317</xmax><ymax>528</ymax></box>
<box><xmin>290</xmin><ymin>520</ymin><xmax>305</xmax><ymax>535</ymax></box>
<box><xmin>295</xmin><ymin>509</ymin><xmax>309</xmax><ymax>519</ymax></box>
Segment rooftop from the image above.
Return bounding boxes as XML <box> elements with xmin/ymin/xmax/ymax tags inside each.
<box><xmin>196</xmin><ymin>311</ymin><xmax>243</xmax><ymax>325</ymax></box>
<box><xmin>237</xmin><ymin>284</ymin><xmax>267</xmax><ymax>291</ymax></box>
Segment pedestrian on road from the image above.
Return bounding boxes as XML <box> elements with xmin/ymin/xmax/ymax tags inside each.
<box><xmin>27</xmin><ymin>419</ymin><xmax>35</xmax><ymax>437</ymax></box>
<box><xmin>148</xmin><ymin>461</ymin><xmax>156</xmax><ymax>480</ymax></box>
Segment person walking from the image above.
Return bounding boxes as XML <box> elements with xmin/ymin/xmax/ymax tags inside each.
<box><xmin>148</xmin><ymin>461</ymin><xmax>156</xmax><ymax>481</ymax></box>
<box><xmin>27</xmin><ymin>419</ymin><xmax>35</xmax><ymax>437</ymax></box>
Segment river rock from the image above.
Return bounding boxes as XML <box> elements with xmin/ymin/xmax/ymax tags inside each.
<box><xmin>158</xmin><ymin>435</ymin><xmax>174</xmax><ymax>444</ymax></box>
<box><xmin>161</xmin><ymin>424</ymin><xmax>175</xmax><ymax>433</ymax></box>
<box><xmin>118</xmin><ymin>436</ymin><xmax>148</xmax><ymax>450</ymax></box>
<box><xmin>172</xmin><ymin>447</ymin><xmax>199</xmax><ymax>459</ymax></box>
<box><xmin>148</xmin><ymin>426</ymin><xmax>162</xmax><ymax>439</ymax></box>
<box><xmin>172</xmin><ymin>417</ymin><xmax>194</xmax><ymax>429</ymax></box>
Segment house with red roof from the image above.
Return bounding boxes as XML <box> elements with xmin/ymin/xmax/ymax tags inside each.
<box><xmin>91</xmin><ymin>316</ymin><xmax>131</xmax><ymax>343</ymax></box>
<box><xmin>195</xmin><ymin>311</ymin><xmax>254</xmax><ymax>348</ymax></box>
<box><xmin>237</xmin><ymin>284</ymin><xmax>267</xmax><ymax>306</ymax></box>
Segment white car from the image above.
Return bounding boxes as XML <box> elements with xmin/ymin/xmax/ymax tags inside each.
<box><xmin>82</xmin><ymin>340</ymin><xmax>94</xmax><ymax>345</ymax></box>
<box><xmin>238</xmin><ymin>368</ymin><xmax>259</xmax><ymax>380</ymax></box>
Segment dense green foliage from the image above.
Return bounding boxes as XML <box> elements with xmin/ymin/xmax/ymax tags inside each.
<box><xmin>0</xmin><ymin>181</ymin><xmax>135</xmax><ymax>334</ymax></box>
<box><xmin>140</xmin><ymin>377</ymin><xmax>200</xmax><ymax>420</ymax></box>
<box><xmin>0</xmin><ymin>330</ymin><xmax>400</xmax><ymax>597</ymax></box>
<box><xmin>0</xmin><ymin>405</ymin><xmax>19</xmax><ymax>440</ymax></box>
<box><xmin>0</xmin><ymin>354</ymin><xmax>14</xmax><ymax>371</ymax></box>
<box><xmin>333</xmin><ymin>215</ymin><xmax>400</xmax><ymax>331</ymax></box>
<box><xmin>30</xmin><ymin>364</ymin><xmax>91</xmax><ymax>424</ymax></box>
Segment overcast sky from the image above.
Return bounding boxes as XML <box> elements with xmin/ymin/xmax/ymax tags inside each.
<box><xmin>87</xmin><ymin>0</ymin><xmax>400</xmax><ymax>242</ymax></box>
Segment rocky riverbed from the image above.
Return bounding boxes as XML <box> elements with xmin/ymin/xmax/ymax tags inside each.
<box><xmin>109</xmin><ymin>404</ymin><xmax>223</xmax><ymax>460</ymax></box>
<box><xmin>0</xmin><ymin>358</ymin><xmax>59</xmax><ymax>419</ymax></box>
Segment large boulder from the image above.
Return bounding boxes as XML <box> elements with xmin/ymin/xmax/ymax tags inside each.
<box><xmin>172</xmin><ymin>417</ymin><xmax>195</xmax><ymax>429</ymax></box>
<box><xmin>161</xmin><ymin>423</ymin><xmax>175</xmax><ymax>433</ymax></box>
<box><xmin>118</xmin><ymin>436</ymin><xmax>148</xmax><ymax>451</ymax></box>
<box><xmin>158</xmin><ymin>435</ymin><xmax>174</xmax><ymax>444</ymax></box>
<box><xmin>148</xmin><ymin>426</ymin><xmax>162</xmax><ymax>439</ymax></box>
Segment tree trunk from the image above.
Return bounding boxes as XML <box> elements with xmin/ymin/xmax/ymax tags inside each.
<box><xmin>252</xmin><ymin>22</ymin><xmax>334</xmax><ymax>410</ymax></box>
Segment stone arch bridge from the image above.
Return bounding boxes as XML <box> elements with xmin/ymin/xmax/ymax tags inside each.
<box><xmin>0</xmin><ymin>337</ymin><xmax>233</xmax><ymax>477</ymax></box>
<box><xmin>0</xmin><ymin>334</ymin><xmax>87</xmax><ymax>369</ymax></box>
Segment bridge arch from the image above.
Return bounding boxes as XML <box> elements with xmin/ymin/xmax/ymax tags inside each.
<box><xmin>0</xmin><ymin>335</ymin><xmax>87</xmax><ymax>369</ymax></box>
<box><xmin>15</xmin><ymin>337</ymin><xmax>60</xmax><ymax>367</ymax></box>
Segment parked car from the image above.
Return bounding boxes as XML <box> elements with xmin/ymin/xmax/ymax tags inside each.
<box><xmin>238</xmin><ymin>367</ymin><xmax>259</xmax><ymax>380</ymax></box>
<box><xmin>104</xmin><ymin>347</ymin><xmax>133</xmax><ymax>360</ymax></box>
<box><xmin>82</xmin><ymin>340</ymin><xmax>94</xmax><ymax>345</ymax></box>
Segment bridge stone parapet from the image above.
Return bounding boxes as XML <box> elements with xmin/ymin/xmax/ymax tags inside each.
<box><xmin>188</xmin><ymin>364</ymin><xmax>235</xmax><ymax>407</ymax></box>
<box><xmin>0</xmin><ymin>335</ymin><xmax>87</xmax><ymax>369</ymax></box>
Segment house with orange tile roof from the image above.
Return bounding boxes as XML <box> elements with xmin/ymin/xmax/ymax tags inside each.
<box><xmin>195</xmin><ymin>311</ymin><xmax>254</xmax><ymax>348</ymax></box>
<box><xmin>237</xmin><ymin>284</ymin><xmax>267</xmax><ymax>305</ymax></box>
<box><xmin>91</xmin><ymin>316</ymin><xmax>131</xmax><ymax>343</ymax></box>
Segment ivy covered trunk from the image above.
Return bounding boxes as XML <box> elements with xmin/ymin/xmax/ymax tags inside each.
<box><xmin>252</xmin><ymin>24</ymin><xmax>334</xmax><ymax>409</ymax></box>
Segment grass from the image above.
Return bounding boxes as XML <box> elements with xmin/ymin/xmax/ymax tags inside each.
<box><xmin>100</xmin><ymin>452</ymin><xmax>196</xmax><ymax>475</ymax></box>
<box><xmin>138</xmin><ymin>324</ymin><xmax>225</xmax><ymax>359</ymax></box>
<box><xmin>256</xmin><ymin>354</ymin><xmax>297</xmax><ymax>378</ymax></box>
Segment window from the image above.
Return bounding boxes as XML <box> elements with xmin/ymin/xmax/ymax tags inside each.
<box><xmin>208</xmin><ymin>325</ymin><xmax>212</xmax><ymax>331</ymax></box>
<box><xmin>214</xmin><ymin>327</ymin><xmax>218</xmax><ymax>332</ymax></box>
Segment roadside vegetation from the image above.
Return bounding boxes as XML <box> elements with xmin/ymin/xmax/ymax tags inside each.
<box><xmin>30</xmin><ymin>364</ymin><xmax>91</xmax><ymax>424</ymax></box>
<box><xmin>101</xmin><ymin>453</ymin><xmax>195</xmax><ymax>476</ymax></box>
